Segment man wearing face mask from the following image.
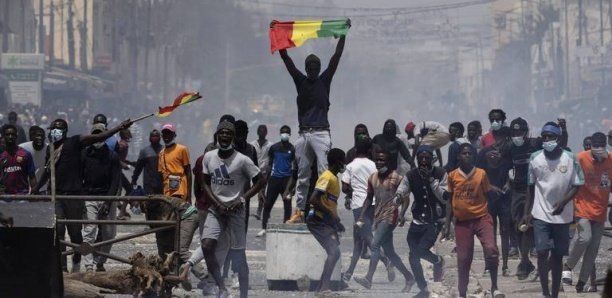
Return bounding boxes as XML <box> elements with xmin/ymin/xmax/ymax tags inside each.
<box><xmin>561</xmin><ymin>132</ymin><xmax>612</xmax><ymax>293</ymax></box>
<box><xmin>506</xmin><ymin>117</ymin><xmax>569</xmax><ymax>280</ymax></box>
<box><xmin>372</xmin><ymin>119</ymin><xmax>415</xmax><ymax>173</ymax></box>
<box><xmin>257</xmin><ymin>125</ymin><xmax>296</xmax><ymax>237</ymax></box>
<box><xmin>200</xmin><ymin>121</ymin><xmax>266</xmax><ymax>298</ymax></box>
<box><xmin>278</xmin><ymin>20</ymin><xmax>349</xmax><ymax>224</ymax></box>
<box><xmin>92</xmin><ymin>114</ymin><xmax>119</xmax><ymax>152</ymax></box>
<box><xmin>34</xmin><ymin>117</ymin><xmax>132</xmax><ymax>273</ymax></box>
<box><xmin>251</xmin><ymin>125</ymin><xmax>271</xmax><ymax>221</ymax></box>
<box><xmin>354</xmin><ymin>149</ymin><xmax>416</xmax><ymax>293</ymax></box>
<box><xmin>19</xmin><ymin>126</ymin><xmax>47</xmax><ymax>193</ymax></box>
<box><xmin>396</xmin><ymin>145</ymin><xmax>448</xmax><ymax>297</ymax></box>
<box><xmin>480</xmin><ymin>109</ymin><xmax>511</xmax><ymax>149</ymax></box>
<box><xmin>132</xmin><ymin>129</ymin><xmax>163</xmax><ymax>195</ymax></box>
<box><xmin>521</xmin><ymin>122</ymin><xmax>584</xmax><ymax>298</ymax></box>
<box><xmin>80</xmin><ymin>123</ymin><xmax>121</xmax><ymax>272</ymax></box>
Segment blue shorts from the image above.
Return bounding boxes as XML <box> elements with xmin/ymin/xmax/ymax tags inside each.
<box><xmin>532</xmin><ymin>219</ymin><xmax>569</xmax><ymax>256</ymax></box>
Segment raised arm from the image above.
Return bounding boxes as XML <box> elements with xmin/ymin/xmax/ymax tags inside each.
<box><xmin>326</xmin><ymin>36</ymin><xmax>346</xmax><ymax>77</ymax></box>
<box><xmin>279</xmin><ymin>49</ymin><xmax>303</xmax><ymax>79</ymax></box>
<box><xmin>80</xmin><ymin>119</ymin><xmax>133</xmax><ymax>146</ymax></box>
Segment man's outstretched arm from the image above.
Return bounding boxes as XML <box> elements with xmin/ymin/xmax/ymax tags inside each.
<box><xmin>326</xmin><ymin>36</ymin><xmax>346</xmax><ymax>76</ymax></box>
<box><xmin>279</xmin><ymin>49</ymin><xmax>302</xmax><ymax>79</ymax></box>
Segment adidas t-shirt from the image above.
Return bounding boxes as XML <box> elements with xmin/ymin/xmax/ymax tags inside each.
<box><xmin>528</xmin><ymin>150</ymin><xmax>585</xmax><ymax>224</ymax></box>
<box><xmin>203</xmin><ymin>149</ymin><xmax>260</xmax><ymax>203</ymax></box>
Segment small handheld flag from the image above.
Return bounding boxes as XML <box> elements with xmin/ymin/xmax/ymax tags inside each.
<box><xmin>157</xmin><ymin>92</ymin><xmax>202</xmax><ymax>117</ymax></box>
<box><xmin>269</xmin><ymin>19</ymin><xmax>350</xmax><ymax>53</ymax></box>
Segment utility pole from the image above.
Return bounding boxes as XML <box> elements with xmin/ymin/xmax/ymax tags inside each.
<box><xmin>565</xmin><ymin>0</ymin><xmax>570</xmax><ymax>97</ymax></box>
<box><xmin>21</xmin><ymin>0</ymin><xmax>26</xmax><ymax>52</ymax></box>
<box><xmin>143</xmin><ymin>0</ymin><xmax>152</xmax><ymax>90</ymax></box>
<box><xmin>50</xmin><ymin>0</ymin><xmax>55</xmax><ymax>65</ymax></box>
<box><xmin>79</xmin><ymin>0</ymin><xmax>88</xmax><ymax>71</ymax></box>
<box><xmin>39</xmin><ymin>0</ymin><xmax>44</xmax><ymax>54</ymax></box>
<box><xmin>67</xmin><ymin>0</ymin><xmax>75</xmax><ymax>69</ymax></box>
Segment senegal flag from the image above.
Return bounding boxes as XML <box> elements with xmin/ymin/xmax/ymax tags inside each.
<box><xmin>157</xmin><ymin>92</ymin><xmax>202</xmax><ymax>117</ymax></box>
<box><xmin>269</xmin><ymin>19</ymin><xmax>350</xmax><ymax>53</ymax></box>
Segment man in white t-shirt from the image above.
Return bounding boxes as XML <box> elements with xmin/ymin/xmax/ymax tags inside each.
<box><xmin>522</xmin><ymin>122</ymin><xmax>584</xmax><ymax>298</ymax></box>
<box><xmin>19</xmin><ymin>126</ymin><xmax>47</xmax><ymax>192</ymax></box>
<box><xmin>340</xmin><ymin>139</ymin><xmax>394</xmax><ymax>283</ymax></box>
<box><xmin>201</xmin><ymin>121</ymin><xmax>266</xmax><ymax>298</ymax></box>
<box><xmin>417</xmin><ymin>121</ymin><xmax>449</xmax><ymax>167</ymax></box>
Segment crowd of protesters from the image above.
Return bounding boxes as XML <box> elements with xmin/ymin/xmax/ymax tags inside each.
<box><xmin>1</xmin><ymin>23</ymin><xmax>612</xmax><ymax>298</ymax></box>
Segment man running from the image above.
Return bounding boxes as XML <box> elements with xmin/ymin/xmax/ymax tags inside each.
<box><xmin>354</xmin><ymin>149</ymin><xmax>416</xmax><ymax>293</ymax></box>
<box><xmin>522</xmin><ymin>122</ymin><xmax>584</xmax><ymax>298</ymax></box>
<box><xmin>278</xmin><ymin>19</ymin><xmax>349</xmax><ymax>222</ymax></box>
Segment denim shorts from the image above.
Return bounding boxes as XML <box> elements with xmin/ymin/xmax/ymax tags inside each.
<box><xmin>532</xmin><ymin>219</ymin><xmax>569</xmax><ymax>256</ymax></box>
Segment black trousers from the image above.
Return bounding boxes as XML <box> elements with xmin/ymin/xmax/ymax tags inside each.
<box><xmin>262</xmin><ymin>176</ymin><xmax>292</xmax><ymax>229</ymax></box>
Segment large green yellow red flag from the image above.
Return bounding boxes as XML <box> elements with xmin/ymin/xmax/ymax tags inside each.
<box><xmin>157</xmin><ymin>92</ymin><xmax>202</xmax><ymax>117</ymax></box>
<box><xmin>269</xmin><ymin>19</ymin><xmax>350</xmax><ymax>53</ymax></box>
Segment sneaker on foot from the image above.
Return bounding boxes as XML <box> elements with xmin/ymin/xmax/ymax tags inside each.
<box><xmin>527</xmin><ymin>269</ymin><xmax>539</xmax><ymax>282</ymax></box>
<box><xmin>354</xmin><ymin>276</ymin><xmax>372</xmax><ymax>289</ymax></box>
<box><xmin>401</xmin><ymin>278</ymin><xmax>416</xmax><ymax>293</ymax></box>
<box><xmin>502</xmin><ymin>267</ymin><xmax>511</xmax><ymax>277</ymax></box>
<box><xmin>256</xmin><ymin>229</ymin><xmax>266</xmax><ymax>237</ymax></box>
<box><xmin>433</xmin><ymin>257</ymin><xmax>444</xmax><ymax>282</ymax></box>
<box><xmin>413</xmin><ymin>289</ymin><xmax>430</xmax><ymax>298</ymax></box>
<box><xmin>582</xmin><ymin>284</ymin><xmax>598</xmax><ymax>293</ymax></box>
<box><xmin>575</xmin><ymin>280</ymin><xmax>585</xmax><ymax>293</ymax></box>
<box><xmin>387</xmin><ymin>264</ymin><xmax>396</xmax><ymax>282</ymax></box>
<box><xmin>218</xmin><ymin>288</ymin><xmax>230</xmax><ymax>298</ymax></box>
<box><xmin>285</xmin><ymin>210</ymin><xmax>304</xmax><ymax>224</ymax></box>
<box><xmin>95</xmin><ymin>264</ymin><xmax>106</xmax><ymax>272</ymax></box>
<box><xmin>562</xmin><ymin>270</ymin><xmax>573</xmax><ymax>285</ymax></box>
<box><xmin>493</xmin><ymin>289</ymin><xmax>505</xmax><ymax>298</ymax></box>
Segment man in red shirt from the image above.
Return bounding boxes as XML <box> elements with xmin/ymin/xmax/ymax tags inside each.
<box><xmin>0</xmin><ymin>124</ymin><xmax>37</xmax><ymax>194</ymax></box>
<box><xmin>480</xmin><ymin>109</ymin><xmax>509</xmax><ymax>149</ymax></box>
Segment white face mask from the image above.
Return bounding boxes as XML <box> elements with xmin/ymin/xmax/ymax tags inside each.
<box><xmin>92</xmin><ymin>142</ymin><xmax>104</xmax><ymax>149</ymax></box>
<box><xmin>219</xmin><ymin>142</ymin><xmax>233</xmax><ymax>151</ymax></box>
<box><xmin>491</xmin><ymin>120</ymin><xmax>503</xmax><ymax>131</ymax></box>
<box><xmin>50</xmin><ymin>129</ymin><xmax>64</xmax><ymax>143</ymax></box>
<box><xmin>542</xmin><ymin>140</ymin><xmax>558</xmax><ymax>152</ymax></box>
<box><xmin>512</xmin><ymin>136</ymin><xmax>525</xmax><ymax>147</ymax></box>
<box><xmin>164</xmin><ymin>140</ymin><xmax>175</xmax><ymax>147</ymax></box>
<box><xmin>280</xmin><ymin>133</ymin><xmax>290</xmax><ymax>142</ymax></box>
<box><xmin>591</xmin><ymin>147</ymin><xmax>608</xmax><ymax>160</ymax></box>
<box><xmin>377</xmin><ymin>166</ymin><xmax>389</xmax><ymax>175</ymax></box>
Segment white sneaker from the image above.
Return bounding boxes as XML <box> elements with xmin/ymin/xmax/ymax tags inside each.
<box><xmin>493</xmin><ymin>289</ymin><xmax>505</xmax><ymax>298</ymax></box>
<box><xmin>231</xmin><ymin>273</ymin><xmax>240</xmax><ymax>289</ymax></box>
<box><xmin>562</xmin><ymin>270</ymin><xmax>573</xmax><ymax>285</ymax></box>
<box><xmin>256</xmin><ymin>230</ymin><xmax>266</xmax><ymax>237</ymax></box>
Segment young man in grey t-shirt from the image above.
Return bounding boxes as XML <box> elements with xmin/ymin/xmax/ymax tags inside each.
<box><xmin>200</xmin><ymin>121</ymin><xmax>265</xmax><ymax>298</ymax></box>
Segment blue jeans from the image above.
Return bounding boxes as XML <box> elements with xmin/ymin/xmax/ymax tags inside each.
<box><xmin>364</xmin><ymin>222</ymin><xmax>413</xmax><ymax>282</ymax></box>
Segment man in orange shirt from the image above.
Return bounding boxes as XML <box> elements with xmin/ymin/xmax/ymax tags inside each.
<box><xmin>563</xmin><ymin>132</ymin><xmax>612</xmax><ymax>293</ymax></box>
<box><xmin>157</xmin><ymin>123</ymin><xmax>200</xmax><ymax>282</ymax></box>
<box><xmin>445</xmin><ymin>143</ymin><xmax>504</xmax><ymax>298</ymax></box>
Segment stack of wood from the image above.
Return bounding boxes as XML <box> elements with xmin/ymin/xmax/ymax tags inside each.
<box><xmin>65</xmin><ymin>252</ymin><xmax>180</xmax><ymax>298</ymax></box>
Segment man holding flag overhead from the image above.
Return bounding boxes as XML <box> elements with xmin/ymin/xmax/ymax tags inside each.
<box><xmin>274</xmin><ymin>18</ymin><xmax>350</xmax><ymax>223</ymax></box>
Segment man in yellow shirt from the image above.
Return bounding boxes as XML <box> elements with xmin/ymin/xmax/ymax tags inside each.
<box><xmin>306</xmin><ymin>148</ymin><xmax>346</xmax><ymax>295</ymax></box>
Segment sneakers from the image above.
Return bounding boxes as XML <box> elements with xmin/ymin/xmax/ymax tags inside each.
<box><xmin>401</xmin><ymin>278</ymin><xmax>416</xmax><ymax>293</ymax></box>
<box><xmin>256</xmin><ymin>230</ymin><xmax>266</xmax><ymax>237</ymax></box>
<box><xmin>433</xmin><ymin>257</ymin><xmax>444</xmax><ymax>282</ymax></box>
<box><xmin>493</xmin><ymin>289</ymin><xmax>505</xmax><ymax>298</ymax></box>
<box><xmin>516</xmin><ymin>262</ymin><xmax>535</xmax><ymax>280</ymax></box>
<box><xmin>413</xmin><ymin>289</ymin><xmax>430</xmax><ymax>298</ymax></box>
<box><xmin>527</xmin><ymin>268</ymin><xmax>539</xmax><ymax>282</ymax></box>
<box><xmin>95</xmin><ymin>264</ymin><xmax>106</xmax><ymax>272</ymax></box>
<box><xmin>502</xmin><ymin>267</ymin><xmax>511</xmax><ymax>277</ymax></box>
<box><xmin>354</xmin><ymin>276</ymin><xmax>372</xmax><ymax>289</ymax></box>
<box><xmin>218</xmin><ymin>288</ymin><xmax>231</xmax><ymax>298</ymax></box>
<box><xmin>386</xmin><ymin>264</ymin><xmax>396</xmax><ymax>282</ymax></box>
<box><xmin>286</xmin><ymin>210</ymin><xmax>304</xmax><ymax>224</ymax></box>
<box><xmin>341</xmin><ymin>271</ymin><xmax>352</xmax><ymax>283</ymax></box>
<box><xmin>562</xmin><ymin>270</ymin><xmax>573</xmax><ymax>285</ymax></box>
